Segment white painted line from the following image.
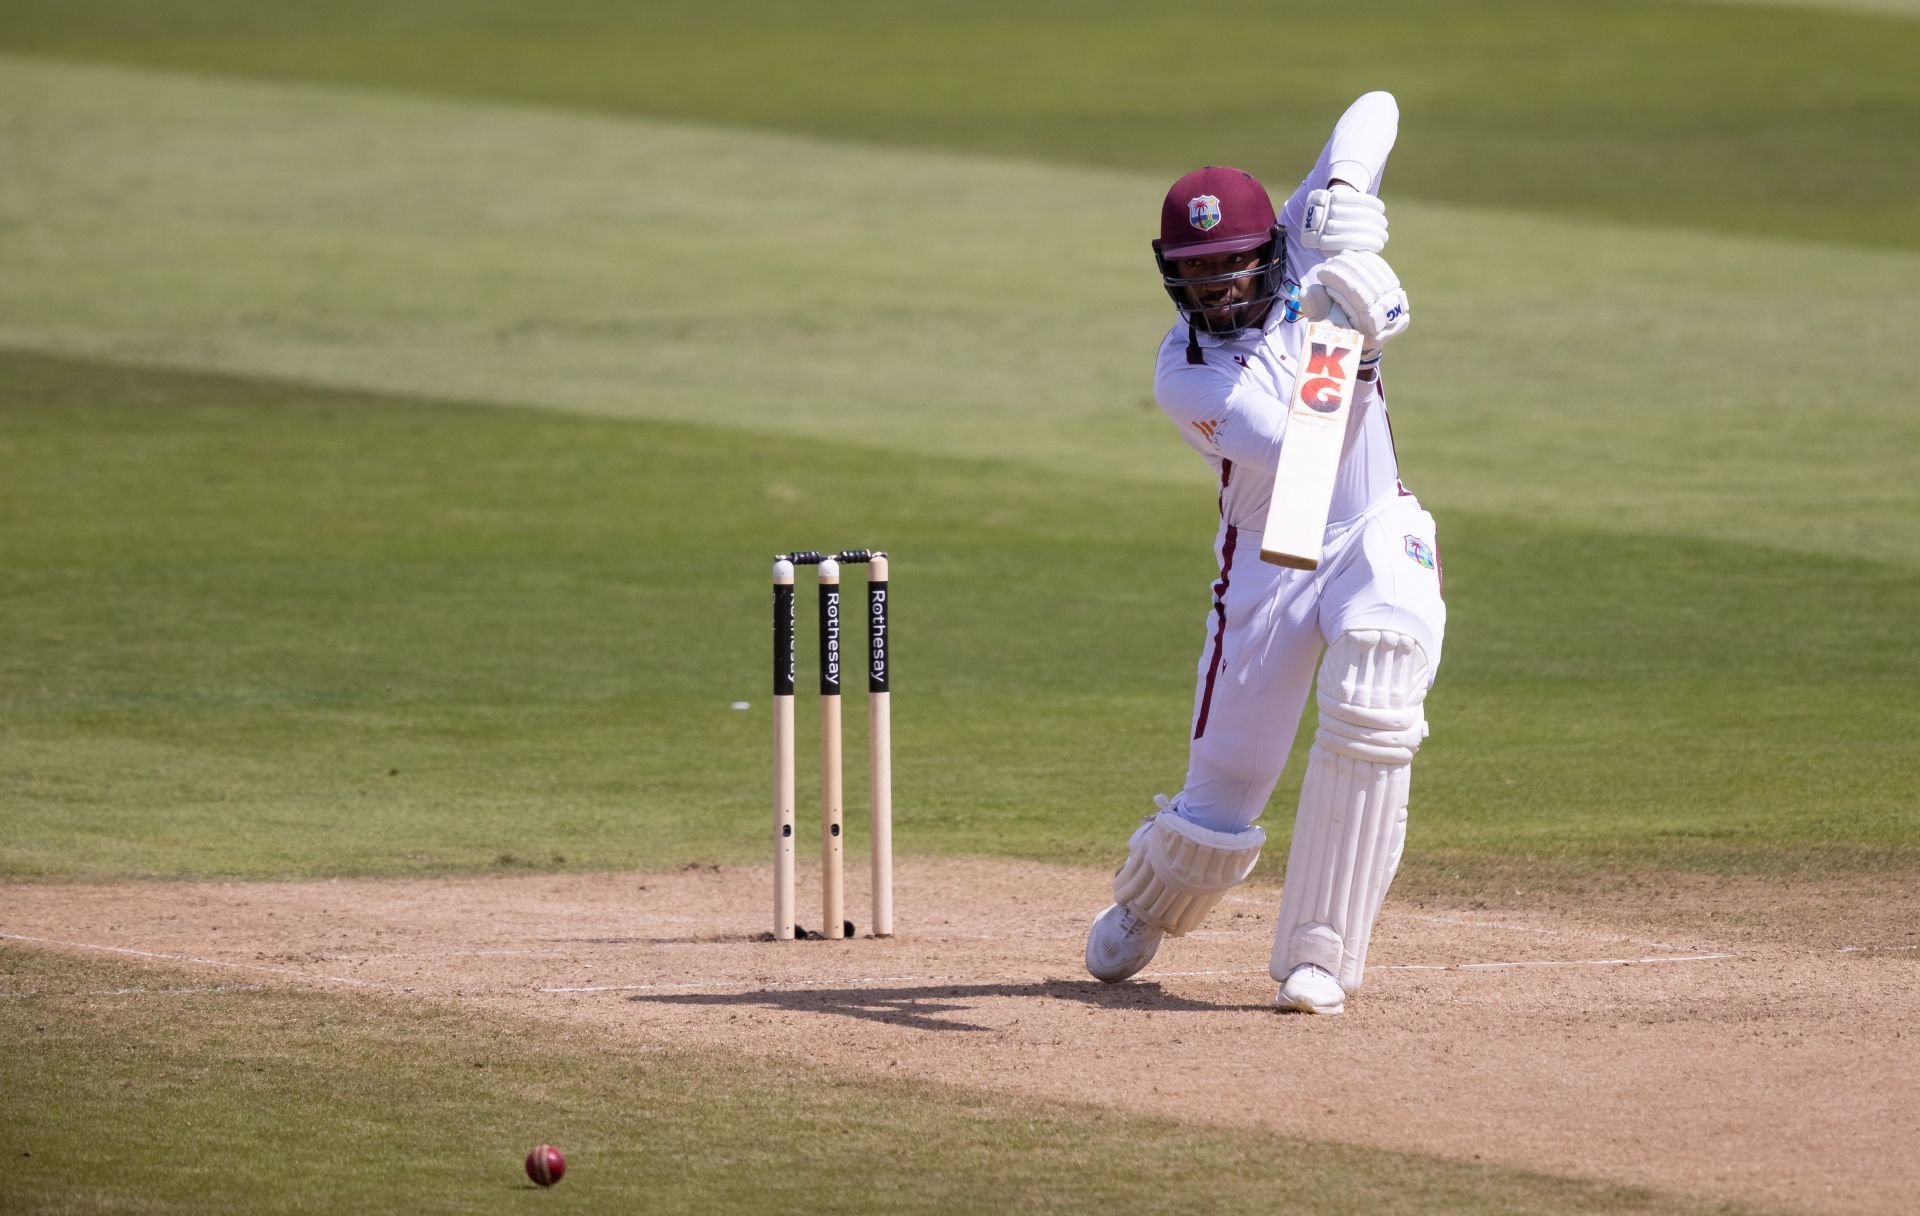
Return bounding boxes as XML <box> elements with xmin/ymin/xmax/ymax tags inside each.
<box><xmin>1401</xmin><ymin>912</ymin><xmax>1697</xmax><ymax>954</ymax></box>
<box><xmin>1389</xmin><ymin>952</ymin><xmax>1739</xmax><ymax>972</ymax></box>
<box><xmin>542</xmin><ymin>973</ymin><xmax>994</xmax><ymax>994</ymax></box>
<box><xmin>349</xmin><ymin>948</ymin><xmax>557</xmax><ymax>960</ymax></box>
<box><xmin>538</xmin><ymin>951</ymin><xmax>1744</xmax><ymax>995</ymax></box>
<box><xmin>0</xmin><ymin>932</ymin><xmax>378</xmax><ymax>988</ymax></box>
<box><xmin>1132</xmin><ymin>954</ymin><xmax>1741</xmax><ymax>977</ymax></box>
<box><xmin>9</xmin><ymin>928</ymin><xmax>1900</xmax><ymax>1006</ymax></box>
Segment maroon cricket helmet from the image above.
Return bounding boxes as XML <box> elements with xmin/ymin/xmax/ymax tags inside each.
<box><xmin>1155</xmin><ymin>166</ymin><xmax>1278</xmax><ymax>258</ymax></box>
<box><xmin>1152</xmin><ymin>166</ymin><xmax>1289</xmax><ymax>336</ymax></box>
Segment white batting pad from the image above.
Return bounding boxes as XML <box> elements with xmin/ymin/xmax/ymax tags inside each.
<box><xmin>1112</xmin><ymin>801</ymin><xmax>1265</xmax><ymax>936</ymax></box>
<box><xmin>1269</xmin><ymin>630</ymin><xmax>1431</xmax><ymax>992</ymax></box>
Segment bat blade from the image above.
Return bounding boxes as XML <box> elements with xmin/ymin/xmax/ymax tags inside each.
<box><xmin>1259</xmin><ymin>319</ymin><xmax>1364</xmax><ymax>570</ymax></box>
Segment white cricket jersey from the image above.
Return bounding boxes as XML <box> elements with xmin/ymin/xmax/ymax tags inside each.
<box><xmin>1153</xmin><ymin>91</ymin><xmax>1405</xmax><ymax>534</ymax></box>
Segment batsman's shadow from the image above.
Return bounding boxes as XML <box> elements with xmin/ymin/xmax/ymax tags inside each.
<box><xmin>627</xmin><ymin>979</ymin><xmax>1268</xmax><ymax>1033</ymax></box>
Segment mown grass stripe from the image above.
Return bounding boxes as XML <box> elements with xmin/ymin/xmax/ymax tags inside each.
<box><xmin>1</xmin><ymin>0</ymin><xmax>1916</xmax><ymax>247</ymax></box>
<box><xmin>3</xmin><ymin>351</ymin><xmax>1913</xmax><ymax>884</ymax></box>
<box><xmin>3</xmin><ymin>57</ymin><xmax>1916</xmax><ymax>569</ymax></box>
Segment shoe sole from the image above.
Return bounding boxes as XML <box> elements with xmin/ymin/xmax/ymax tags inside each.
<box><xmin>1085</xmin><ymin>948</ymin><xmax>1153</xmax><ymax>984</ymax></box>
<box><xmin>1275</xmin><ymin>995</ymin><xmax>1344</xmax><ymax>1015</ymax></box>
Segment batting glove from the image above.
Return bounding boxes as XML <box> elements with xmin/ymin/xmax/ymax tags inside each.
<box><xmin>1310</xmin><ymin>251</ymin><xmax>1409</xmax><ymax>361</ymax></box>
<box><xmin>1299</xmin><ymin>184</ymin><xmax>1389</xmax><ymax>254</ymax></box>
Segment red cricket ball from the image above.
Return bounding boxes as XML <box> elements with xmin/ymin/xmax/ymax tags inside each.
<box><xmin>524</xmin><ymin>1144</ymin><xmax>566</xmax><ymax>1187</ymax></box>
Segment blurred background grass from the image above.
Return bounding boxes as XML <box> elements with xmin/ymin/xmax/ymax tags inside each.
<box><xmin>2</xmin><ymin>1</ymin><xmax>1916</xmax><ymax>888</ymax></box>
<box><xmin>4</xmin><ymin>0</ymin><xmax>1918</xmax><ymax>246</ymax></box>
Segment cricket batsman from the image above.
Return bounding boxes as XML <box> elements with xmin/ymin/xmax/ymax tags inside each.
<box><xmin>1084</xmin><ymin>92</ymin><xmax>1446</xmax><ymax>1014</ymax></box>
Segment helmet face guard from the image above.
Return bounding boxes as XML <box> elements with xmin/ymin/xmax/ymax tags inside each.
<box><xmin>1152</xmin><ymin>226</ymin><xmax>1289</xmax><ymax>337</ymax></box>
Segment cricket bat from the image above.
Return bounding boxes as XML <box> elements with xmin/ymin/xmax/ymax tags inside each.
<box><xmin>1258</xmin><ymin>317</ymin><xmax>1365</xmax><ymax>569</ymax></box>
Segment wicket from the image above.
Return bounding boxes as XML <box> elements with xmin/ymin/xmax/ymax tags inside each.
<box><xmin>772</xmin><ymin>549</ymin><xmax>892</xmax><ymax>940</ymax></box>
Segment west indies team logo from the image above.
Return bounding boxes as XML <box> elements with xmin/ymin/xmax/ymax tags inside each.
<box><xmin>1404</xmin><ymin>535</ymin><xmax>1436</xmax><ymax>570</ymax></box>
<box><xmin>1188</xmin><ymin>194</ymin><xmax>1222</xmax><ymax>231</ymax></box>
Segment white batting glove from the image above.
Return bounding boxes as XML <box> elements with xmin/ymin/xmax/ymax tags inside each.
<box><xmin>1307</xmin><ymin>251</ymin><xmax>1409</xmax><ymax>362</ymax></box>
<box><xmin>1299</xmin><ymin>284</ymin><xmax>1377</xmax><ymax>368</ymax></box>
<box><xmin>1299</xmin><ymin>184</ymin><xmax>1388</xmax><ymax>254</ymax></box>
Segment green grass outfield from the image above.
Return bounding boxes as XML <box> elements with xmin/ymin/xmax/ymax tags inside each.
<box><xmin>4</xmin><ymin>349</ymin><xmax>1915</xmax><ymax>884</ymax></box>
<box><xmin>3</xmin><ymin>0</ymin><xmax>1918</xmax><ymax>248</ymax></box>
<box><xmin>1</xmin><ymin>31</ymin><xmax>1915</xmax><ymax>884</ymax></box>
<box><xmin>1</xmin><ymin>2</ymin><xmax>1916</xmax><ymax>1211</ymax></box>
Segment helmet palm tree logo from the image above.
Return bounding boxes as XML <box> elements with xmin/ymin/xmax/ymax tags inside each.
<box><xmin>1188</xmin><ymin>195</ymin><xmax>1222</xmax><ymax>231</ymax></box>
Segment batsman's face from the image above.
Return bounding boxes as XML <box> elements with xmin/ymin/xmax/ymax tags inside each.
<box><xmin>1174</xmin><ymin>248</ymin><xmax>1263</xmax><ymax>327</ymax></box>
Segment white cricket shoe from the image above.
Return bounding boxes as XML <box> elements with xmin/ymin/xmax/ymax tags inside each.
<box><xmin>1275</xmin><ymin>963</ymin><xmax>1346</xmax><ymax>1015</ymax></box>
<box><xmin>1084</xmin><ymin>902</ymin><xmax>1164</xmax><ymax>983</ymax></box>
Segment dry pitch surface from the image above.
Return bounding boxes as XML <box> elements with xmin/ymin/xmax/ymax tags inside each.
<box><xmin>6</xmin><ymin>860</ymin><xmax>1916</xmax><ymax>1215</ymax></box>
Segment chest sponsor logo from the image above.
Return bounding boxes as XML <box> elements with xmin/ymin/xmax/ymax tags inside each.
<box><xmin>1404</xmin><ymin>535</ymin><xmax>1436</xmax><ymax>570</ymax></box>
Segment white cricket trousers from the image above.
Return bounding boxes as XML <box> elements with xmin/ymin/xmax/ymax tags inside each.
<box><xmin>1180</xmin><ymin>492</ymin><xmax>1446</xmax><ymax>835</ymax></box>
